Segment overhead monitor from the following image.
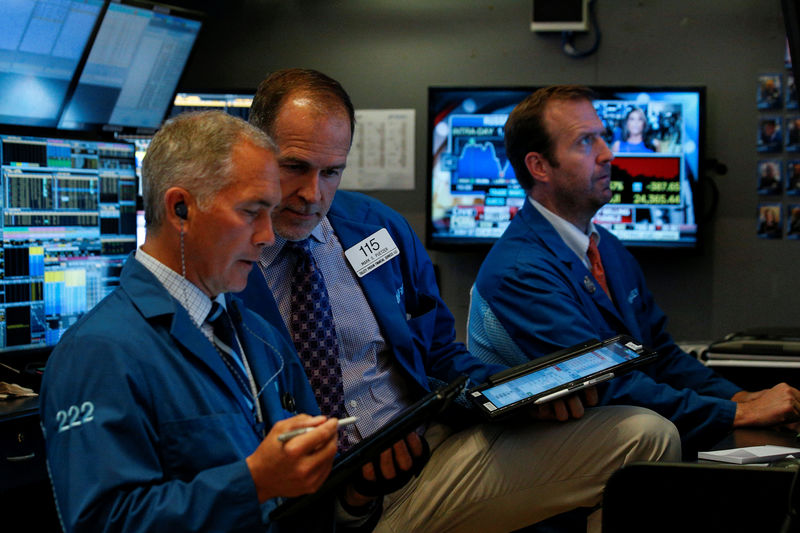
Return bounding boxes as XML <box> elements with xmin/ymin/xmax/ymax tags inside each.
<box><xmin>169</xmin><ymin>91</ymin><xmax>254</xmax><ymax>121</ymax></box>
<box><xmin>0</xmin><ymin>0</ymin><xmax>105</xmax><ymax>128</ymax></box>
<box><xmin>58</xmin><ymin>0</ymin><xmax>203</xmax><ymax>134</ymax></box>
<box><xmin>426</xmin><ymin>86</ymin><xmax>705</xmax><ymax>251</ymax></box>
<box><xmin>120</xmin><ymin>90</ymin><xmax>254</xmax><ymax>195</ymax></box>
<box><xmin>0</xmin><ymin>129</ymin><xmax>137</xmax><ymax>354</ymax></box>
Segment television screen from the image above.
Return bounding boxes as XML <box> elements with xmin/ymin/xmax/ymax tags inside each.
<box><xmin>58</xmin><ymin>0</ymin><xmax>203</xmax><ymax>133</ymax></box>
<box><xmin>0</xmin><ymin>0</ymin><xmax>105</xmax><ymax>128</ymax></box>
<box><xmin>0</xmin><ymin>130</ymin><xmax>137</xmax><ymax>353</ymax></box>
<box><xmin>426</xmin><ymin>86</ymin><xmax>705</xmax><ymax>250</ymax></box>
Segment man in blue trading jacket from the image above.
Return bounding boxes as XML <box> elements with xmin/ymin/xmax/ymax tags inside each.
<box><xmin>469</xmin><ymin>85</ymin><xmax>800</xmax><ymax>454</ymax></box>
<box><xmin>237</xmin><ymin>68</ymin><xmax>681</xmax><ymax>533</ymax></box>
<box><xmin>40</xmin><ymin>111</ymin><xmax>341</xmax><ymax>532</ymax></box>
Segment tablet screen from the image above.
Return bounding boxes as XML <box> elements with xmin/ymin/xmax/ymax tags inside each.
<box><xmin>270</xmin><ymin>375</ymin><xmax>467</xmax><ymax>521</ymax></box>
<box><xmin>481</xmin><ymin>342</ymin><xmax>643</xmax><ymax>409</ymax></box>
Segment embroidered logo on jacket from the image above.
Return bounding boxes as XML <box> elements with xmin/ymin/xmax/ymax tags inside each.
<box><xmin>627</xmin><ymin>288</ymin><xmax>639</xmax><ymax>304</ymax></box>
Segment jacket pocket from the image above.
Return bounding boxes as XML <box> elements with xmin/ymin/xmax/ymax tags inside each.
<box><xmin>159</xmin><ymin>413</ymin><xmax>260</xmax><ymax>479</ymax></box>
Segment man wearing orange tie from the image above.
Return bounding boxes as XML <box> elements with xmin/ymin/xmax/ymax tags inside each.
<box><xmin>469</xmin><ymin>85</ymin><xmax>800</xmax><ymax>455</ymax></box>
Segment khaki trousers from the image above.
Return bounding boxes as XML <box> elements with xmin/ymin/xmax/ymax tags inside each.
<box><xmin>375</xmin><ymin>405</ymin><xmax>681</xmax><ymax>533</ymax></box>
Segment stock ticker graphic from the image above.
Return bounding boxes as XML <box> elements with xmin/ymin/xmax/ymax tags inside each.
<box><xmin>0</xmin><ymin>134</ymin><xmax>137</xmax><ymax>351</ymax></box>
<box><xmin>608</xmin><ymin>156</ymin><xmax>682</xmax><ymax>206</ymax></box>
<box><xmin>438</xmin><ymin>114</ymin><xmax>525</xmax><ymax>239</ymax></box>
<box><xmin>446</xmin><ymin>115</ymin><xmax>517</xmax><ymax>191</ymax></box>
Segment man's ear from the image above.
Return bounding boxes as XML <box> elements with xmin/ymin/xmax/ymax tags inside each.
<box><xmin>524</xmin><ymin>152</ymin><xmax>551</xmax><ymax>186</ymax></box>
<box><xmin>164</xmin><ymin>187</ymin><xmax>192</xmax><ymax>230</ymax></box>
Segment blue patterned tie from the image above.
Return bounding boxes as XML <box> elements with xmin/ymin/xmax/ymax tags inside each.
<box><xmin>286</xmin><ymin>239</ymin><xmax>351</xmax><ymax>450</ymax></box>
<box><xmin>207</xmin><ymin>302</ymin><xmax>256</xmax><ymax>420</ymax></box>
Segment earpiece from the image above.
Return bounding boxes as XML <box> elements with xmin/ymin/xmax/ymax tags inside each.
<box><xmin>175</xmin><ymin>202</ymin><xmax>188</xmax><ymax>220</ymax></box>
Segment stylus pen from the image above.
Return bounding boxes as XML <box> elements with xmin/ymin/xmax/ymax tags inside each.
<box><xmin>277</xmin><ymin>416</ymin><xmax>358</xmax><ymax>443</ymax></box>
<box><xmin>533</xmin><ymin>373</ymin><xmax>615</xmax><ymax>405</ymax></box>
<box><xmin>533</xmin><ymin>388</ymin><xmax>573</xmax><ymax>405</ymax></box>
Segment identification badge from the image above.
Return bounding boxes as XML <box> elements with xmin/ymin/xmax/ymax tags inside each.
<box><xmin>344</xmin><ymin>228</ymin><xmax>400</xmax><ymax>278</ymax></box>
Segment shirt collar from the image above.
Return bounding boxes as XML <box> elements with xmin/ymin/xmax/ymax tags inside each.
<box><xmin>134</xmin><ymin>246</ymin><xmax>214</xmax><ymax>328</ymax></box>
<box><xmin>259</xmin><ymin>216</ymin><xmax>330</xmax><ymax>268</ymax></box>
<box><xmin>528</xmin><ymin>196</ymin><xmax>600</xmax><ymax>268</ymax></box>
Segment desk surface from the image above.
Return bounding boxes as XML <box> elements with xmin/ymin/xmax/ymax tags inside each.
<box><xmin>713</xmin><ymin>427</ymin><xmax>800</xmax><ymax>451</ymax></box>
<box><xmin>0</xmin><ymin>396</ymin><xmax>39</xmax><ymax>422</ymax></box>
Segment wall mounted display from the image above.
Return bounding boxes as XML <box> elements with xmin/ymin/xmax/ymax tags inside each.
<box><xmin>427</xmin><ymin>86</ymin><xmax>705</xmax><ymax>250</ymax></box>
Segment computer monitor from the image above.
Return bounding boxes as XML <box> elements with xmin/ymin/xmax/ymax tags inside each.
<box><xmin>0</xmin><ymin>129</ymin><xmax>137</xmax><ymax>354</ymax></box>
<box><xmin>0</xmin><ymin>0</ymin><xmax>105</xmax><ymax>128</ymax></box>
<box><xmin>117</xmin><ymin>134</ymin><xmax>151</xmax><ymax>190</ymax></box>
<box><xmin>169</xmin><ymin>91</ymin><xmax>254</xmax><ymax>121</ymax></box>
<box><xmin>426</xmin><ymin>86</ymin><xmax>705</xmax><ymax>250</ymax></box>
<box><xmin>57</xmin><ymin>0</ymin><xmax>203</xmax><ymax>134</ymax></box>
<box><xmin>120</xmin><ymin>90</ymin><xmax>254</xmax><ymax>196</ymax></box>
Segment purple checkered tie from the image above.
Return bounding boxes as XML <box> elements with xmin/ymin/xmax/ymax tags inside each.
<box><xmin>286</xmin><ymin>239</ymin><xmax>351</xmax><ymax>450</ymax></box>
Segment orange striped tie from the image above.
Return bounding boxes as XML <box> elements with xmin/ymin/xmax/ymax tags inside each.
<box><xmin>587</xmin><ymin>234</ymin><xmax>611</xmax><ymax>297</ymax></box>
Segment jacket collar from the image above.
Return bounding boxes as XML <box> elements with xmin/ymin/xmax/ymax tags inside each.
<box><xmin>120</xmin><ymin>255</ymin><xmax>260</xmax><ymax>427</ymax></box>
<box><xmin>519</xmin><ymin>202</ymin><xmax>628</xmax><ymax>328</ymax></box>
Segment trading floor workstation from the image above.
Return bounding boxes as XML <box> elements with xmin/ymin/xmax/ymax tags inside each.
<box><xmin>2</xmin><ymin>1</ymin><xmax>800</xmax><ymax>531</ymax></box>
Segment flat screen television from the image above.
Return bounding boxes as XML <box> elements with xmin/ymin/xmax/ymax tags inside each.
<box><xmin>0</xmin><ymin>129</ymin><xmax>137</xmax><ymax>355</ymax></box>
<box><xmin>57</xmin><ymin>0</ymin><xmax>203</xmax><ymax>134</ymax></box>
<box><xmin>0</xmin><ymin>0</ymin><xmax>105</xmax><ymax>128</ymax></box>
<box><xmin>426</xmin><ymin>86</ymin><xmax>705</xmax><ymax>251</ymax></box>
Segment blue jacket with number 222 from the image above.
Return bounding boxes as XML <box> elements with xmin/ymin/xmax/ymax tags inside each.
<box><xmin>40</xmin><ymin>255</ymin><xmax>327</xmax><ymax>533</ymax></box>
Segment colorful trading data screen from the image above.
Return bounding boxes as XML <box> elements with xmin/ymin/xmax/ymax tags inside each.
<box><xmin>0</xmin><ymin>133</ymin><xmax>136</xmax><ymax>352</ymax></box>
<box><xmin>480</xmin><ymin>342</ymin><xmax>642</xmax><ymax>409</ymax></box>
<box><xmin>427</xmin><ymin>87</ymin><xmax>703</xmax><ymax>248</ymax></box>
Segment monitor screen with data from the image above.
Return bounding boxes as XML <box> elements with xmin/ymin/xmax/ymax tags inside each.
<box><xmin>168</xmin><ymin>91</ymin><xmax>254</xmax><ymax>121</ymax></box>
<box><xmin>468</xmin><ymin>335</ymin><xmax>658</xmax><ymax>419</ymax></box>
<box><xmin>58</xmin><ymin>0</ymin><xmax>203</xmax><ymax>133</ymax></box>
<box><xmin>0</xmin><ymin>0</ymin><xmax>105</xmax><ymax>128</ymax></box>
<box><xmin>0</xmin><ymin>130</ymin><xmax>136</xmax><ymax>353</ymax></box>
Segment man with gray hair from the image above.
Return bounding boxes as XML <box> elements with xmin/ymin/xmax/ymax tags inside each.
<box><xmin>41</xmin><ymin>110</ymin><xmax>342</xmax><ymax>532</ymax></box>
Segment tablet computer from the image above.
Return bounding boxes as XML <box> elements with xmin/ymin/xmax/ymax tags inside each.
<box><xmin>468</xmin><ymin>335</ymin><xmax>658</xmax><ymax>419</ymax></box>
<box><xmin>270</xmin><ymin>374</ymin><xmax>468</xmax><ymax>521</ymax></box>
